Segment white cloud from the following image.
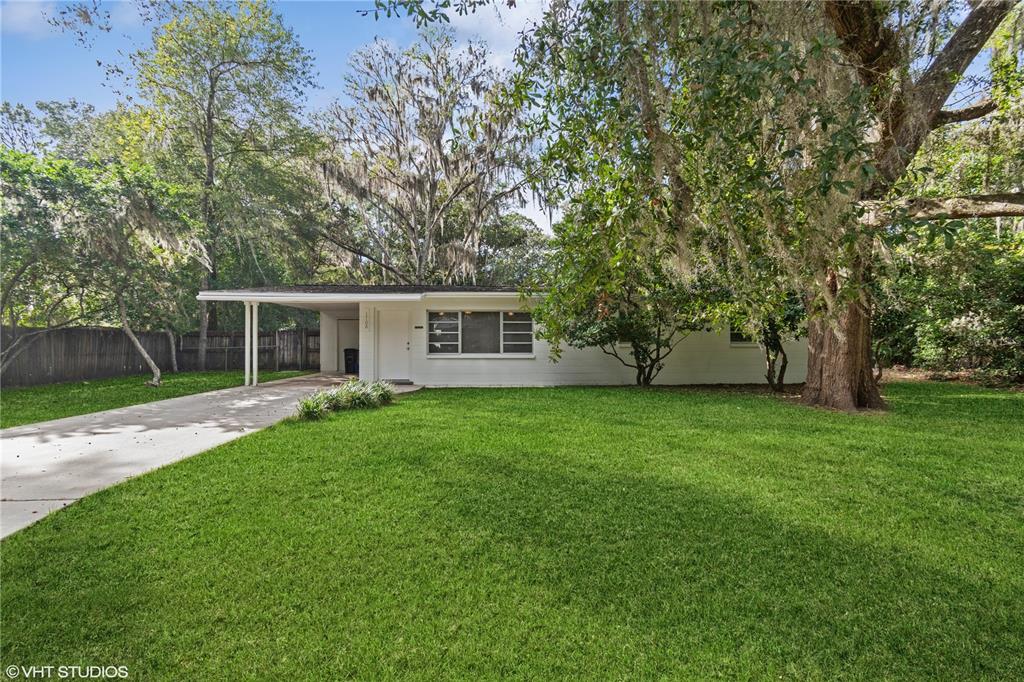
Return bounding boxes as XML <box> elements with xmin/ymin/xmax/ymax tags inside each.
<box><xmin>448</xmin><ymin>0</ymin><xmax>547</xmax><ymax>72</ymax></box>
<box><xmin>1</xmin><ymin>0</ymin><xmax>57</xmax><ymax>38</ymax></box>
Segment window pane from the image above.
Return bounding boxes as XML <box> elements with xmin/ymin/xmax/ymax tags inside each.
<box><xmin>502</xmin><ymin>332</ymin><xmax>532</xmax><ymax>342</ymax></box>
<box><xmin>462</xmin><ymin>311</ymin><xmax>500</xmax><ymax>353</ymax></box>
<box><xmin>428</xmin><ymin>342</ymin><xmax>459</xmax><ymax>354</ymax></box>
<box><xmin>730</xmin><ymin>326</ymin><xmax>754</xmax><ymax>344</ymax></box>
<box><xmin>504</xmin><ymin>311</ymin><xmax>532</xmax><ymax>322</ymax></box>
<box><xmin>429</xmin><ymin>312</ymin><xmax>459</xmax><ymax>323</ymax></box>
<box><xmin>502</xmin><ymin>342</ymin><xmax>533</xmax><ymax>354</ymax></box>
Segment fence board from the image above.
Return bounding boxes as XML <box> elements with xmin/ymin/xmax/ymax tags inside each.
<box><xmin>1</xmin><ymin>326</ymin><xmax>320</xmax><ymax>388</ymax></box>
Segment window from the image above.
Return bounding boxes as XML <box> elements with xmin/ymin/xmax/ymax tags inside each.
<box><xmin>729</xmin><ymin>325</ymin><xmax>755</xmax><ymax>345</ymax></box>
<box><xmin>427</xmin><ymin>312</ymin><xmax>459</xmax><ymax>354</ymax></box>
<box><xmin>501</xmin><ymin>311</ymin><xmax>533</xmax><ymax>353</ymax></box>
<box><xmin>428</xmin><ymin>311</ymin><xmax>534</xmax><ymax>355</ymax></box>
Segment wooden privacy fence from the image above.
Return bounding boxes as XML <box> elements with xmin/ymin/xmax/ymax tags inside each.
<box><xmin>177</xmin><ymin>330</ymin><xmax>320</xmax><ymax>373</ymax></box>
<box><xmin>1</xmin><ymin>326</ymin><xmax>320</xmax><ymax>388</ymax></box>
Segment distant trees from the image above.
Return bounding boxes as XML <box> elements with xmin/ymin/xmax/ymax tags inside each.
<box><xmin>0</xmin><ymin>149</ymin><xmax>198</xmax><ymax>384</ymax></box>
<box><xmin>125</xmin><ymin>0</ymin><xmax>317</xmax><ymax>368</ymax></box>
<box><xmin>318</xmin><ymin>30</ymin><xmax>532</xmax><ymax>285</ymax></box>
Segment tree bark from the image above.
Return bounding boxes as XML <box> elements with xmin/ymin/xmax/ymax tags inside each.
<box><xmin>777</xmin><ymin>347</ymin><xmax>788</xmax><ymax>389</ymax></box>
<box><xmin>813</xmin><ymin>0</ymin><xmax>1014</xmax><ymax>411</ymax></box>
<box><xmin>803</xmin><ymin>294</ymin><xmax>883</xmax><ymax>410</ymax></box>
<box><xmin>863</xmin><ymin>192</ymin><xmax>1024</xmax><ymax>224</ymax></box>
<box><xmin>933</xmin><ymin>98</ymin><xmax>997</xmax><ymax>127</ymax></box>
<box><xmin>118</xmin><ymin>295</ymin><xmax>161</xmax><ymax>387</ymax></box>
<box><xmin>165</xmin><ymin>328</ymin><xmax>178</xmax><ymax>373</ymax></box>
<box><xmin>197</xmin><ymin>298</ymin><xmax>209</xmax><ymax>371</ymax></box>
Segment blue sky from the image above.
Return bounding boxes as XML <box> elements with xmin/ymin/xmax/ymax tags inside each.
<box><xmin>1</xmin><ymin>0</ymin><xmax>548</xmax><ymax>223</ymax></box>
<box><xmin>0</xmin><ymin>0</ymin><xmax>538</xmax><ymax>111</ymax></box>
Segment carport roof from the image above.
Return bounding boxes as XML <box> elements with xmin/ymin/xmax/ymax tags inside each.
<box><xmin>196</xmin><ymin>284</ymin><xmax>529</xmax><ymax>306</ymax></box>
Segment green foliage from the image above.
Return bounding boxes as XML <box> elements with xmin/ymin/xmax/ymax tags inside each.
<box><xmin>875</xmin><ymin>223</ymin><xmax>1024</xmax><ymax>384</ymax></box>
<box><xmin>531</xmin><ymin>214</ymin><xmax>726</xmax><ymax>386</ymax></box>
<box><xmin>296</xmin><ymin>380</ymin><xmax>396</xmax><ymax>419</ymax></box>
<box><xmin>0</xmin><ymin>148</ymin><xmax>195</xmax><ymax>336</ymax></box>
<box><xmin>296</xmin><ymin>392</ymin><xmax>331</xmax><ymax>420</ymax></box>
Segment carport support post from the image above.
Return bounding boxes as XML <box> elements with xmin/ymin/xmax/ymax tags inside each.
<box><xmin>251</xmin><ymin>302</ymin><xmax>259</xmax><ymax>386</ymax></box>
<box><xmin>243</xmin><ymin>301</ymin><xmax>251</xmax><ymax>386</ymax></box>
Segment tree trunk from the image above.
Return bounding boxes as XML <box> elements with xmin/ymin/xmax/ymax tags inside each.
<box><xmin>197</xmin><ymin>299</ymin><xmax>209</xmax><ymax>371</ymax></box>
<box><xmin>777</xmin><ymin>347</ymin><xmax>788</xmax><ymax>389</ymax></box>
<box><xmin>803</xmin><ymin>298</ymin><xmax>883</xmax><ymax>410</ymax></box>
<box><xmin>165</xmin><ymin>328</ymin><xmax>178</xmax><ymax>373</ymax></box>
<box><xmin>118</xmin><ymin>295</ymin><xmax>161</xmax><ymax>387</ymax></box>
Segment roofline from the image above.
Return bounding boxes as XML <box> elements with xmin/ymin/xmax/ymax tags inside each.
<box><xmin>196</xmin><ymin>290</ymin><xmax>536</xmax><ymax>303</ymax></box>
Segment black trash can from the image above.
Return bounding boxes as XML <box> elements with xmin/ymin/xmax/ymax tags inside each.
<box><xmin>343</xmin><ymin>348</ymin><xmax>359</xmax><ymax>375</ymax></box>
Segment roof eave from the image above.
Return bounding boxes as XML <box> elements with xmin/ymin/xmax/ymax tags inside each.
<box><xmin>196</xmin><ymin>290</ymin><xmax>537</xmax><ymax>303</ymax></box>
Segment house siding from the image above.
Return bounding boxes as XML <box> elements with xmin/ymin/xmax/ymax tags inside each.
<box><xmin>344</xmin><ymin>297</ymin><xmax>807</xmax><ymax>386</ymax></box>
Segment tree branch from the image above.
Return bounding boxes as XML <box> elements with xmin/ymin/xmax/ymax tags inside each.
<box><xmin>933</xmin><ymin>98</ymin><xmax>998</xmax><ymax>127</ymax></box>
<box><xmin>878</xmin><ymin>0</ymin><xmax>1014</xmax><ymax>183</ymax></box>
<box><xmin>864</xmin><ymin>192</ymin><xmax>1024</xmax><ymax>225</ymax></box>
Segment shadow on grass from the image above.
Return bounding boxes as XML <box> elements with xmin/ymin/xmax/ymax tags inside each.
<box><xmin>427</xmin><ymin>455</ymin><xmax>1022</xmax><ymax>678</ymax></box>
<box><xmin>1</xmin><ymin>383</ymin><xmax>1021</xmax><ymax>679</ymax></box>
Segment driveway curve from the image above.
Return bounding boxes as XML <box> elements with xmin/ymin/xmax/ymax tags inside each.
<box><xmin>0</xmin><ymin>375</ymin><xmax>416</xmax><ymax>538</ymax></box>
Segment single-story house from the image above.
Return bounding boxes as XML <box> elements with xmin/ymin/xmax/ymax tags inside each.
<box><xmin>196</xmin><ymin>285</ymin><xmax>807</xmax><ymax>386</ymax></box>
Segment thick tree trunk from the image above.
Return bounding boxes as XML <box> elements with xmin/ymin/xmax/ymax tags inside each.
<box><xmin>118</xmin><ymin>295</ymin><xmax>161</xmax><ymax>387</ymax></box>
<box><xmin>803</xmin><ymin>298</ymin><xmax>883</xmax><ymax>410</ymax></box>
<box><xmin>165</xmin><ymin>328</ymin><xmax>178</xmax><ymax>373</ymax></box>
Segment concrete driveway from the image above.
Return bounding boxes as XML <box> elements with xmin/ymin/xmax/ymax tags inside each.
<box><xmin>0</xmin><ymin>375</ymin><xmax>417</xmax><ymax>538</ymax></box>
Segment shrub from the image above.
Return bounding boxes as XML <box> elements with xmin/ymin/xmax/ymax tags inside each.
<box><xmin>368</xmin><ymin>381</ymin><xmax>395</xmax><ymax>405</ymax></box>
<box><xmin>296</xmin><ymin>392</ymin><xmax>330</xmax><ymax>420</ymax></box>
<box><xmin>295</xmin><ymin>380</ymin><xmax>397</xmax><ymax>419</ymax></box>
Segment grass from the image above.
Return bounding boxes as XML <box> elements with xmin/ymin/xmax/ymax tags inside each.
<box><xmin>2</xmin><ymin>382</ymin><xmax>1022</xmax><ymax>679</ymax></box>
<box><xmin>0</xmin><ymin>370</ymin><xmax>311</xmax><ymax>428</ymax></box>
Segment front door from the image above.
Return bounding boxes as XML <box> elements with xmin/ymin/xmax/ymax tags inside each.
<box><xmin>377</xmin><ymin>309</ymin><xmax>410</xmax><ymax>381</ymax></box>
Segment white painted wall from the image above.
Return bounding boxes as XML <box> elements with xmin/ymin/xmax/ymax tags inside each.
<box><xmin>337</xmin><ymin>318</ymin><xmax>359</xmax><ymax>372</ymax></box>
<box><xmin>320</xmin><ymin>296</ymin><xmax>808</xmax><ymax>386</ymax></box>
<box><xmin>319</xmin><ymin>311</ymin><xmax>339</xmax><ymax>373</ymax></box>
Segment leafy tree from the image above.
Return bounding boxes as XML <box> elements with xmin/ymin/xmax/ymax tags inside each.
<box><xmin>122</xmin><ymin>0</ymin><xmax>316</xmax><ymax>367</ymax></box>
<box><xmin>1</xmin><ymin>150</ymin><xmax>197</xmax><ymax>384</ymax></box>
<box><xmin>476</xmin><ymin>213</ymin><xmax>550</xmax><ymax>286</ymax></box>
<box><xmin>376</xmin><ymin>0</ymin><xmax>1024</xmax><ymax>407</ymax></box>
<box><xmin>318</xmin><ymin>29</ymin><xmax>531</xmax><ymax>284</ymax></box>
<box><xmin>0</xmin><ymin>150</ymin><xmax>94</xmax><ymax>372</ymax></box>
<box><xmin>530</xmin><ymin>210</ymin><xmax>725</xmax><ymax>386</ymax></box>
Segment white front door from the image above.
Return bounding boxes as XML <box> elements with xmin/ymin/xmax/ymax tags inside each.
<box><xmin>377</xmin><ymin>309</ymin><xmax>410</xmax><ymax>381</ymax></box>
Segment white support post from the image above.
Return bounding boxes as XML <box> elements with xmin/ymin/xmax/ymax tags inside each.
<box><xmin>243</xmin><ymin>302</ymin><xmax>251</xmax><ymax>386</ymax></box>
<box><xmin>251</xmin><ymin>302</ymin><xmax>259</xmax><ymax>386</ymax></box>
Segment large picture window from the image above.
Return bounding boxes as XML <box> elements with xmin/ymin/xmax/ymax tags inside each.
<box><xmin>428</xmin><ymin>311</ymin><xmax>534</xmax><ymax>355</ymax></box>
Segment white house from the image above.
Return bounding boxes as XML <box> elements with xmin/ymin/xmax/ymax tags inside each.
<box><xmin>196</xmin><ymin>285</ymin><xmax>807</xmax><ymax>387</ymax></box>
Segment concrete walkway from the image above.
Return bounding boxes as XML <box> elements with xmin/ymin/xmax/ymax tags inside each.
<box><xmin>1</xmin><ymin>375</ymin><xmax>419</xmax><ymax>538</ymax></box>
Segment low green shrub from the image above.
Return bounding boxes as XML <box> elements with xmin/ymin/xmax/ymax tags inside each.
<box><xmin>296</xmin><ymin>392</ymin><xmax>330</xmax><ymax>420</ymax></box>
<box><xmin>296</xmin><ymin>380</ymin><xmax>397</xmax><ymax>419</ymax></box>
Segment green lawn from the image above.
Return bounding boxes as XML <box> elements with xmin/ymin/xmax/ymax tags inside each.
<box><xmin>2</xmin><ymin>383</ymin><xmax>1022</xmax><ymax>679</ymax></box>
<box><xmin>0</xmin><ymin>370</ymin><xmax>311</xmax><ymax>428</ymax></box>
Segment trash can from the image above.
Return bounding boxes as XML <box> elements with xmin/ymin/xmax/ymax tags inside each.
<box><xmin>343</xmin><ymin>348</ymin><xmax>359</xmax><ymax>375</ymax></box>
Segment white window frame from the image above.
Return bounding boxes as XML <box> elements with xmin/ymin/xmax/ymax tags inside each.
<box><xmin>427</xmin><ymin>310</ymin><xmax>534</xmax><ymax>358</ymax></box>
